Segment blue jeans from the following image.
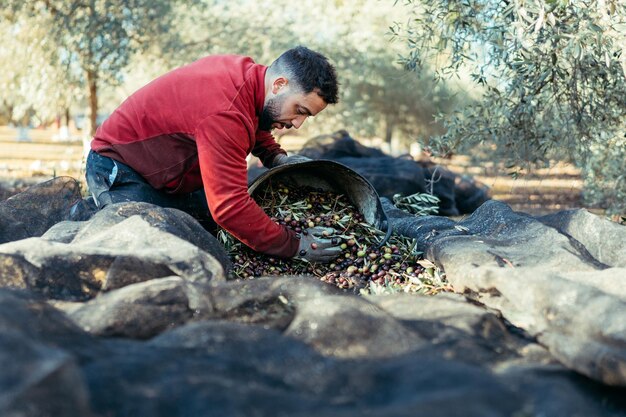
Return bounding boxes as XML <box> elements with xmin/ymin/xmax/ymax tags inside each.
<box><xmin>85</xmin><ymin>150</ymin><xmax>216</xmax><ymax>232</ymax></box>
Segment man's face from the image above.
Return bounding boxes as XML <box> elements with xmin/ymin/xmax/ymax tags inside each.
<box><xmin>259</xmin><ymin>77</ymin><xmax>327</xmax><ymax>131</ymax></box>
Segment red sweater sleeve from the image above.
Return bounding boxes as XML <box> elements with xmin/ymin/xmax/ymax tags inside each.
<box><xmin>252</xmin><ymin>130</ymin><xmax>287</xmax><ymax>168</ymax></box>
<box><xmin>195</xmin><ymin>112</ymin><xmax>299</xmax><ymax>258</ymax></box>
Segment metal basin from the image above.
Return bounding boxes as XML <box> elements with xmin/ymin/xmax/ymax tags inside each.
<box><xmin>248</xmin><ymin>159</ymin><xmax>391</xmax><ymax>245</ymax></box>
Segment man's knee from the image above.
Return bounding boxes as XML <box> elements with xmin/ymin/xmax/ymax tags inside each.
<box><xmin>85</xmin><ymin>150</ymin><xmax>153</xmax><ymax>208</ymax></box>
<box><xmin>85</xmin><ymin>151</ymin><xmax>116</xmax><ymax>208</ymax></box>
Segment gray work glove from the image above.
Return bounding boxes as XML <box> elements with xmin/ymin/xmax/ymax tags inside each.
<box><xmin>271</xmin><ymin>153</ymin><xmax>311</xmax><ymax>168</ymax></box>
<box><xmin>294</xmin><ymin>227</ymin><xmax>342</xmax><ymax>263</ymax></box>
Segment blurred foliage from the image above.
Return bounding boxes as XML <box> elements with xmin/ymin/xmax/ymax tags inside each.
<box><xmin>124</xmin><ymin>0</ymin><xmax>463</xmax><ymax>143</ymax></box>
<box><xmin>392</xmin><ymin>0</ymin><xmax>626</xmax><ymax>213</ymax></box>
<box><xmin>1</xmin><ymin>0</ymin><xmax>184</xmax><ymax>134</ymax></box>
<box><xmin>0</xmin><ymin>0</ymin><xmax>461</xmax><ymax>143</ymax></box>
<box><xmin>0</xmin><ymin>6</ymin><xmax>76</xmax><ymax>124</ymax></box>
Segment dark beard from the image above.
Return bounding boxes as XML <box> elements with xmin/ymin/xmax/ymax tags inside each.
<box><xmin>258</xmin><ymin>95</ymin><xmax>283</xmax><ymax>131</ymax></box>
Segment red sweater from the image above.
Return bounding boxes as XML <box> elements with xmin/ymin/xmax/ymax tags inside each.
<box><xmin>91</xmin><ymin>55</ymin><xmax>299</xmax><ymax>257</ymax></box>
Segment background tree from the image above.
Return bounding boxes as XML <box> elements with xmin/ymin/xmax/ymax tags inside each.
<box><xmin>2</xmin><ymin>0</ymin><xmax>185</xmax><ymax>135</ymax></box>
<box><xmin>0</xmin><ymin>8</ymin><xmax>77</xmax><ymax>127</ymax></box>
<box><xmin>118</xmin><ymin>0</ymin><xmax>462</xmax><ymax>147</ymax></box>
<box><xmin>392</xmin><ymin>0</ymin><xmax>626</xmax><ymax>213</ymax></box>
<box><xmin>1</xmin><ymin>0</ymin><xmax>465</xmax><ymax>150</ymax></box>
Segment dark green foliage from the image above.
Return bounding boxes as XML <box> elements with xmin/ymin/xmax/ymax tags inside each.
<box><xmin>393</xmin><ymin>0</ymin><xmax>626</xmax><ymax>213</ymax></box>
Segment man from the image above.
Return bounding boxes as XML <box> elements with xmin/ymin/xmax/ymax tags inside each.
<box><xmin>86</xmin><ymin>46</ymin><xmax>341</xmax><ymax>262</ymax></box>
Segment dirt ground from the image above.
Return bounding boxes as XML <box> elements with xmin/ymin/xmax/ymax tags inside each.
<box><xmin>0</xmin><ymin>127</ymin><xmax>589</xmax><ymax>217</ymax></box>
<box><xmin>434</xmin><ymin>155</ymin><xmax>586</xmax><ymax>217</ymax></box>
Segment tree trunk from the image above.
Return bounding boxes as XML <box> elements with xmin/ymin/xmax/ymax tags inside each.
<box><xmin>384</xmin><ymin>119</ymin><xmax>393</xmax><ymax>144</ymax></box>
<box><xmin>7</xmin><ymin>104</ymin><xmax>14</xmax><ymax>125</ymax></box>
<box><xmin>86</xmin><ymin>69</ymin><xmax>98</xmax><ymax>136</ymax></box>
<box><xmin>384</xmin><ymin>118</ymin><xmax>395</xmax><ymax>154</ymax></box>
<box><xmin>57</xmin><ymin>107</ymin><xmax>71</xmax><ymax>141</ymax></box>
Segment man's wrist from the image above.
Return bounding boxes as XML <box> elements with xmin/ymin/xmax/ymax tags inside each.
<box><xmin>270</xmin><ymin>153</ymin><xmax>289</xmax><ymax>168</ymax></box>
<box><xmin>272</xmin><ymin>153</ymin><xmax>312</xmax><ymax>168</ymax></box>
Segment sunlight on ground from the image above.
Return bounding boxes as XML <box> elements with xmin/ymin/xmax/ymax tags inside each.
<box><xmin>1</xmin><ymin>126</ymin><xmax>587</xmax><ymax>216</ymax></box>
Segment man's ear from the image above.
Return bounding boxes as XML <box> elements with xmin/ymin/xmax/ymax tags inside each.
<box><xmin>271</xmin><ymin>77</ymin><xmax>289</xmax><ymax>94</ymax></box>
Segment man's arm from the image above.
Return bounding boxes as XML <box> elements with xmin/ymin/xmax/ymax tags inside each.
<box><xmin>251</xmin><ymin>130</ymin><xmax>287</xmax><ymax>168</ymax></box>
<box><xmin>253</xmin><ymin>130</ymin><xmax>312</xmax><ymax>167</ymax></box>
<box><xmin>196</xmin><ymin>113</ymin><xmax>299</xmax><ymax>257</ymax></box>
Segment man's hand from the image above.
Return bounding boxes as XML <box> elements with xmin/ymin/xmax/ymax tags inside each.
<box><xmin>294</xmin><ymin>227</ymin><xmax>342</xmax><ymax>263</ymax></box>
<box><xmin>272</xmin><ymin>153</ymin><xmax>311</xmax><ymax>168</ymax></box>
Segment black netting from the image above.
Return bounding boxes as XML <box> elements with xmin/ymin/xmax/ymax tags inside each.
<box><xmin>0</xmin><ymin>181</ymin><xmax>29</xmax><ymax>202</ymax></box>
<box><xmin>296</xmin><ymin>130</ymin><xmax>490</xmax><ymax>216</ymax></box>
<box><xmin>299</xmin><ymin>130</ymin><xmax>387</xmax><ymax>159</ymax></box>
<box><xmin>0</xmin><ymin>177</ymin><xmax>83</xmax><ymax>244</ymax></box>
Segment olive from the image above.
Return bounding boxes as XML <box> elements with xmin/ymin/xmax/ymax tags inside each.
<box><xmin>223</xmin><ymin>182</ymin><xmax>444</xmax><ymax>293</ymax></box>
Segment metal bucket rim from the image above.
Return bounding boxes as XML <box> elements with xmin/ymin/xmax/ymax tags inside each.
<box><xmin>248</xmin><ymin>159</ymin><xmax>391</xmax><ymax>246</ymax></box>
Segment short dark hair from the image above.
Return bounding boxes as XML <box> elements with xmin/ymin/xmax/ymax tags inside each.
<box><xmin>269</xmin><ymin>46</ymin><xmax>339</xmax><ymax>104</ymax></box>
